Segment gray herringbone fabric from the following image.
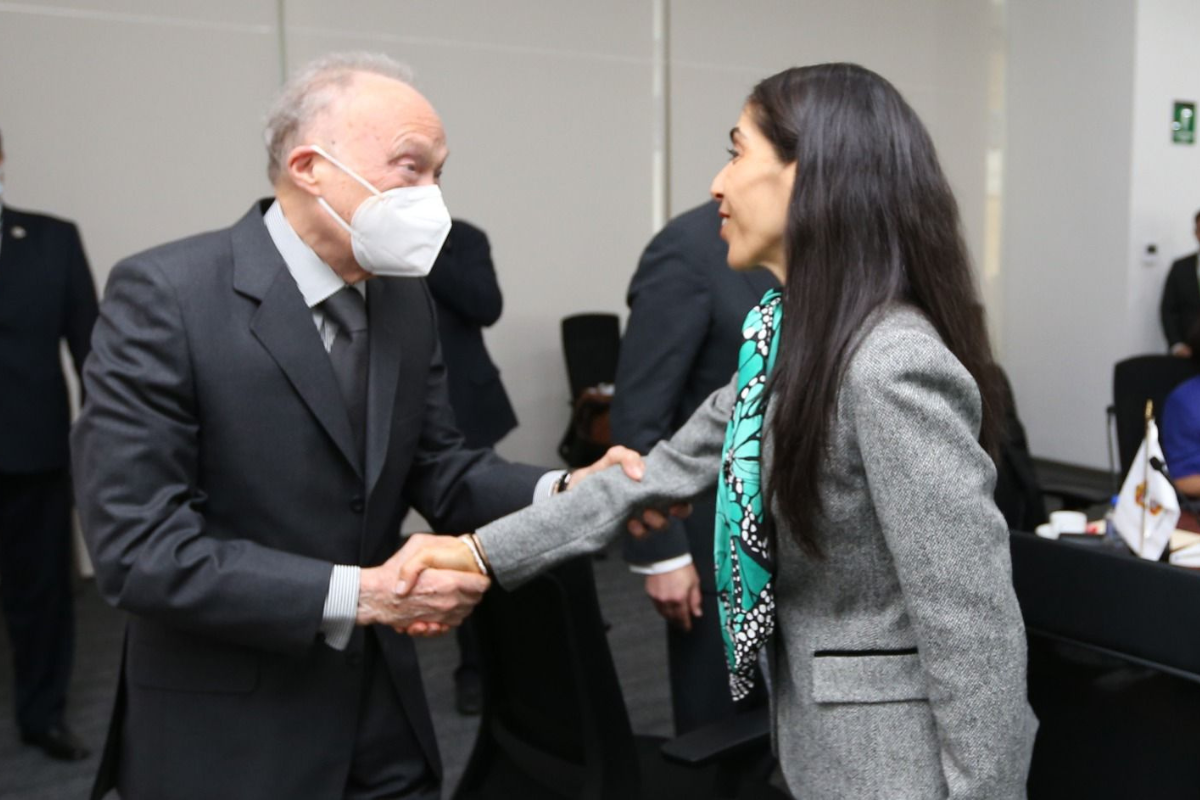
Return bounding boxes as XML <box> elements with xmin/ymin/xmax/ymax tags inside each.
<box><xmin>476</xmin><ymin>305</ymin><xmax>1036</xmax><ymax>799</ymax></box>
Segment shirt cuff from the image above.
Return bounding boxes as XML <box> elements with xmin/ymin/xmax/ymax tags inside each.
<box><xmin>534</xmin><ymin>470</ymin><xmax>568</xmax><ymax>503</ymax></box>
<box><xmin>319</xmin><ymin>565</ymin><xmax>360</xmax><ymax>651</ymax></box>
<box><xmin>628</xmin><ymin>553</ymin><xmax>694</xmax><ymax>576</ymax></box>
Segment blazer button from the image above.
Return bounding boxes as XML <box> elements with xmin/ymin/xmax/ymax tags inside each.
<box><xmin>347</xmin><ymin>652</ymin><xmax>363</xmax><ymax>667</ymax></box>
<box><xmin>350</xmin><ymin>496</ymin><xmax>365</xmax><ymax>514</ymax></box>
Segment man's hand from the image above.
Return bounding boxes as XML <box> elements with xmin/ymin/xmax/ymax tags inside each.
<box><xmin>645</xmin><ymin>563</ymin><xmax>703</xmax><ymax>632</ymax></box>
<box><xmin>358</xmin><ymin>546</ymin><xmax>488</xmax><ymax>637</ymax></box>
<box><xmin>569</xmin><ymin>445</ymin><xmax>648</xmax><ymax>486</ymax></box>
<box><xmin>1173</xmin><ymin>343</ymin><xmax>1194</xmax><ymax>358</ymax></box>
<box><xmin>568</xmin><ymin>445</ymin><xmax>693</xmax><ymax>537</ymax></box>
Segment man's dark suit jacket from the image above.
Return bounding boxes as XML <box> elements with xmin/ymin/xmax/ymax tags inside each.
<box><xmin>71</xmin><ymin>202</ymin><xmax>543</xmax><ymax>800</ymax></box>
<box><xmin>1161</xmin><ymin>253</ymin><xmax>1200</xmax><ymax>349</ymax></box>
<box><xmin>0</xmin><ymin>206</ymin><xmax>97</xmax><ymax>472</ymax></box>
<box><xmin>427</xmin><ymin>219</ymin><xmax>517</xmax><ymax>448</ymax></box>
<box><xmin>611</xmin><ymin>201</ymin><xmax>778</xmax><ymax>587</ymax></box>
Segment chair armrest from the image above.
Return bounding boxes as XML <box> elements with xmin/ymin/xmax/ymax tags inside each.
<box><xmin>659</xmin><ymin>705</ymin><xmax>770</xmax><ymax>766</ymax></box>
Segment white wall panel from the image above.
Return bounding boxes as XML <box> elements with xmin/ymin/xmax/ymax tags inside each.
<box><xmin>0</xmin><ymin>1</ymin><xmax>279</xmax><ymax>291</ymax></box>
<box><xmin>1002</xmin><ymin>0</ymin><xmax>1137</xmax><ymax>468</ymax></box>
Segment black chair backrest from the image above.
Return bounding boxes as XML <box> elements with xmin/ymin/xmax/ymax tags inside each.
<box><xmin>454</xmin><ymin>557</ymin><xmax>641</xmax><ymax>799</ymax></box>
<box><xmin>561</xmin><ymin>314</ymin><xmax>620</xmax><ymax>399</ymax></box>
<box><xmin>1112</xmin><ymin>355</ymin><xmax>1200</xmax><ymax>477</ymax></box>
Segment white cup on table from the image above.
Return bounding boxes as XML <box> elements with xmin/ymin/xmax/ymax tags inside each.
<box><xmin>1049</xmin><ymin>510</ymin><xmax>1088</xmax><ymax>537</ymax></box>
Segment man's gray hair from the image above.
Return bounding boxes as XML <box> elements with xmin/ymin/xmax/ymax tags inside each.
<box><xmin>263</xmin><ymin>52</ymin><xmax>413</xmax><ymax>184</ymax></box>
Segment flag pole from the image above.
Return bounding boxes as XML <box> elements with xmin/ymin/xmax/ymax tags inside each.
<box><xmin>1142</xmin><ymin>400</ymin><xmax>1152</xmax><ymax>555</ymax></box>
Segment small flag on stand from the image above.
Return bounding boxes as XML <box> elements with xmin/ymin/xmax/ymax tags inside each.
<box><xmin>1112</xmin><ymin>401</ymin><xmax>1180</xmax><ymax>560</ymax></box>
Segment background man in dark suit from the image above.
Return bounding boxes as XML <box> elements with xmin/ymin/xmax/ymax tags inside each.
<box><xmin>610</xmin><ymin>201</ymin><xmax>777</xmax><ymax>733</ymax></box>
<box><xmin>428</xmin><ymin>219</ymin><xmax>517</xmax><ymax>451</ymax></box>
<box><xmin>0</xmin><ymin>128</ymin><xmax>97</xmax><ymax>761</ymax></box>
<box><xmin>71</xmin><ymin>54</ymin><xmax>640</xmax><ymax>800</ymax></box>
<box><xmin>428</xmin><ymin>218</ymin><xmax>518</xmax><ymax>715</ymax></box>
<box><xmin>1160</xmin><ymin>209</ymin><xmax>1200</xmax><ymax>355</ymax></box>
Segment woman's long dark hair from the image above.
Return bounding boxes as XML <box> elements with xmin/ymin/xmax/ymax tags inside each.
<box><xmin>755</xmin><ymin>63</ymin><xmax>1004</xmax><ymax>557</ymax></box>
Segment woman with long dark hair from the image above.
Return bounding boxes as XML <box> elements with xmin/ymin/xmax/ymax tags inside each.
<box><xmin>398</xmin><ymin>63</ymin><xmax>1037</xmax><ymax>797</ymax></box>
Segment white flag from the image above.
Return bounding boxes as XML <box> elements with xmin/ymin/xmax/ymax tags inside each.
<box><xmin>1113</xmin><ymin>418</ymin><xmax>1181</xmax><ymax>560</ymax></box>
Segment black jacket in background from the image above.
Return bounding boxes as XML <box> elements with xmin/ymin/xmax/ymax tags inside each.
<box><xmin>0</xmin><ymin>205</ymin><xmax>98</xmax><ymax>472</ymax></box>
<box><xmin>611</xmin><ymin>201</ymin><xmax>778</xmax><ymax>580</ymax></box>
<box><xmin>427</xmin><ymin>219</ymin><xmax>517</xmax><ymax>449</ymax></box>
<box><xmin>1161</xmin><ymin>253</ymin><xmax>1200</xmax><ymax>349</ymax></box>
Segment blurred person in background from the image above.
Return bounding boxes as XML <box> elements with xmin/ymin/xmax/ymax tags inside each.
<box><xmin>0</xmin><ymin>126</ymin><xmax>97</xmax><ymax>761</ymax></box>
<box><xmin>427</xmin><ymin>218</ymin><xmax>518</xmax><ymax>715</ymax></box>
<box><xmin>611</xmin><ymin>200</ymin><xmax>776</xmax><ymax>734</ymax></box>
<box><xmin>1162</xmin><ymin>320</ymin><xmax>1200</xmax><ymax>498</ymax></box>
<box><xmin>1160</xmin><ymin>210</ymin><xmax>1200</xmax><ymax>356</ymax></box>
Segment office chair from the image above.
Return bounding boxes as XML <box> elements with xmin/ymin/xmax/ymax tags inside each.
<box><xmin>1110</xmin><ymin>355</ymin><xmax>1199</xmax><ymax>479</ymax></box>
<box><xmin>558</xmin><ymin>314</ymin><xmax>621</xmax><ymax>467</ymax></box>
<box><xmin>451</xmin><ymin>556</ymin><xmax>784</xmax><ymax>800</ymax></box>
<box><xmin>560</xmin><ymin>314</ymin><xmax>620</xmax><ymax>400</ymax></box>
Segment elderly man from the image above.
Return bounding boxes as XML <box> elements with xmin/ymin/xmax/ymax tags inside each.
<box><xmin>72</xmin><ymin>53</ymin><xmax>640</xmax><ymax>800</ymax></box>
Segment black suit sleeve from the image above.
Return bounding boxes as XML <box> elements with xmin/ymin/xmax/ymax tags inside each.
<box><xmin>402</xmin><ymin>287</ymin><xmax>544</xmax><ymax>531</ymax></box>
<box><xmin>611</xmin><ymin>224</ymin><xmax>712</xmax><ymax>566</ymax></box>
<box><xmin>426</xmin><ymin>222</ymin><xmax>503</xmax><ymax>327</ymax></box>
<box><xmin>61</xmin><ymin>223</ymin><xmax>99</xmax><ymax>382</ymax></box>
<box><xmin>71</xmin><ymin>258</ymin><xmax>333</xmax><ymax>657</ymax></box>
<box><xmin>1162</xmin><ymin>258</ymin><xmax>1193</xmax><ymax>348</ymax></box>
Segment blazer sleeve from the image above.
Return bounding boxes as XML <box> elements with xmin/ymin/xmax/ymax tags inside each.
<box><xmin>425</xmin><ymin>223</ymin><xmax>503</xmax><ymax>327</ymax></box>
<box><xmin>477</xmin><ymin>375</ymin><xmax>735</xmax><ymax>588</ymax></box>
<box><xmin>612</xmin><ymin>225</ymin><xmax>714</xmax><ymax>566</ymax></box>
<box><xmin>847</xmin><ymin>329</ymin><xmax>1035</xmax><ymax>799</ymax></box>
<box><xmin>402</xmin><ymin>289</ymin><xmax>544</xmax><ymax>531</ymax></box>
<box><xmin>61</xmin><ymin>222</ymin><xmax>99</xmax><ymax>382</ymax></box>
<box><xmin>71</xmin><ymin>257</ymin><xmax>334</xmax><ymax>657</ymax></box>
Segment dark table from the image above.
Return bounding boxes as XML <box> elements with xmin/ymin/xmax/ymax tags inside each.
<box><xmin>1011</xmin><ymin>531</ymin><xmax>1200</xmax><ymax>798</ymax></box>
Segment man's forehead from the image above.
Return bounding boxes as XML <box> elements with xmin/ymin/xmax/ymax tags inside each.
<box><xmin>338</xmin><ymin>73</ymin><xmax>443</xmax><ymax>133</ymax></box>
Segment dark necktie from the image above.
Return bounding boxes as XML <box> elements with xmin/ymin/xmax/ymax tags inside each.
<box><xmin>321</xmin><ymin>287</ymin><xmax>369</xmax><ymax>467</ymax></box>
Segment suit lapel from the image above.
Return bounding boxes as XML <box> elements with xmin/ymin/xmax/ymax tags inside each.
<box><xmin>231</xmin><ymin>204</ymin><xmax>362</xmax><ymax>478</ymax></box>
<box><xmin>0</xmin><ymin>208</ymin><xmax>29</xmax><ymax>272</ymax></box>
<box><xmin>365</xmin><ymin>278</ymin><xmax>405</xmax><ymax>497</ymax></box>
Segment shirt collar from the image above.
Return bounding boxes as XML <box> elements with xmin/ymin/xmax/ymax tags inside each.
<box><xmin>263</xmin><ymin>200</ymin><xmax>362</xmax><ymax>308</ymax></box>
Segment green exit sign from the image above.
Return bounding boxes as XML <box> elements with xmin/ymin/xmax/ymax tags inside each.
<box><xmin>1175</xmin><ymin>101</ymin><xmax>1196</xmax><ymax>145</ymax></box>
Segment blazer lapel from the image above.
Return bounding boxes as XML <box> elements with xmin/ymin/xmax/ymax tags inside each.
<box><xmin>365</xmin><ymin>278</ymin><xmax>404</xmax><ymax>496</ymax></box>
<box><xmin>231</xmin><ymin>204</ymin><xmax>362</xmax><ymax>478</ymax></box>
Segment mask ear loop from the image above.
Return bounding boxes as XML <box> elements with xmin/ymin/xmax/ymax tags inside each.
<box><xmin>308</xmin><ymin>144</ymin><xmax>383</xmax><ymax>234</ymax></box>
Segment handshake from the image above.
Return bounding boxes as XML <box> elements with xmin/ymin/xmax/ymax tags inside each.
<box><xmin>355</xmin><ymin>446</ymin><xmax>690</xmax><ymax>637</ymax></box>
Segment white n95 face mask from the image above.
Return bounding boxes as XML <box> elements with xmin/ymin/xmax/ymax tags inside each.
<box><xmin>310</xmin><ymin>144</ymin><xmax>451</xmax><ymax>278</ymax></box>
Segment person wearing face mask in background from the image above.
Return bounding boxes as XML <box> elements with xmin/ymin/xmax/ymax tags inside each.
<box><xmin>0</xmin><ymin>127</ymin><xmax>97</xmax><ymax>762</ymax></box>
<box><xmin>70</xmin><ymin>53</ymin><xmax>653</xmax><ymax>800</ymax></box>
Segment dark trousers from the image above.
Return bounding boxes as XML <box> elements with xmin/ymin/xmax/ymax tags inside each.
<box><xmin>344</xmin><ymin>632</ymin><xmax>439</xmax><ymax>800</ymax></box>
<box><xmin>0</xmin><ymin>469</ymin><xmax>75</xmax><ymax>735</ymax></box>
<box><xmin>667</xmin><ymin>590</ymin><xmax>765</xmax><ymax>735</ymax></box>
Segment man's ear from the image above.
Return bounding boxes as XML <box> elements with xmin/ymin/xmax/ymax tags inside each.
<box><xmin>286</xmin><ymin>146</ymin><xmax>322</xmax><ymax>196</ymax></box>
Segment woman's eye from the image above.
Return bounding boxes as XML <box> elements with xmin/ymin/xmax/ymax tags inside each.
<box><xmin>726</xmin><ymin>147</ymin><xmax>739</xmax><ymax>161</ymax></box>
